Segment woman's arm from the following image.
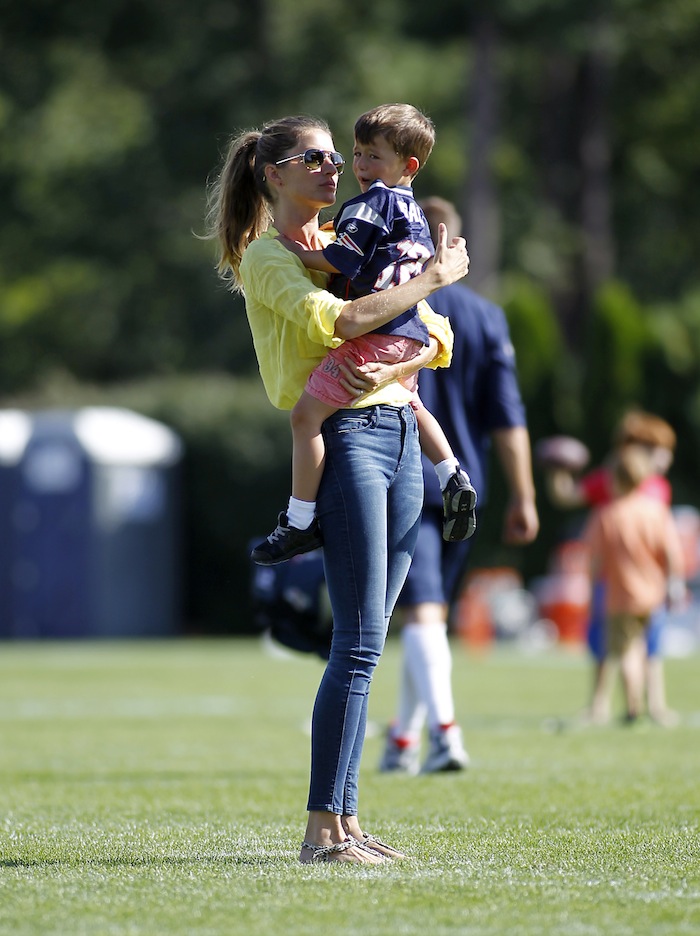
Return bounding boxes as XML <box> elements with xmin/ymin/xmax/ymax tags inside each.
<box><xmin>334</xmin><ymin>224</ymin><xmax>468</xmax><ymax>340</ymax></box>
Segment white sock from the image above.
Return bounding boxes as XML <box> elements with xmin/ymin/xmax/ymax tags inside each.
<box><xmin>434</xmin><ymin>457</ymin><xmax>460</xmax><ymax>491</ymax></box>
<box><xmin>286</xmin><ymin>496</ymin><xmax>316</xmax><ymax>531</ymax></box>
<box><xmin>394</xmin><ymin>637</ymin><xmax>427</xmax><ymax>741</ymax></box>
<box><xmin>402</xmin><ymin>621</ymin><xmax>455</xmax><ymax>728</ymax></box>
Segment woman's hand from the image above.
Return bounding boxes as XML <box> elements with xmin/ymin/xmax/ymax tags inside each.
<box><xmin>430</xmin><ymin>223</ymin><xmax>469</xmax><ymax>287</ymax></box>
<box><xmin>336</xmin><ymin>358</ymin><xmax>394</xmax><ymax>397</ymax></box>
<box><xmin>334</xmin><ymin>227</ymin><xmax>468</xmax><ymax>341</ymax></box>
<box><xmin>336</xmin><ymin>339</ymin><xmax>440</xmax><ymax>397</ymax></box>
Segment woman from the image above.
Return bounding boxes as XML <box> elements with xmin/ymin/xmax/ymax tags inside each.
<box><xmin>206</xmin><ymin>115</ymin><xmax>469</xmax><ymax>864</ymax></box>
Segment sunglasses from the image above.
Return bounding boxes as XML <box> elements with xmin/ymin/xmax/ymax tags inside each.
<box><xmin>275</xmin><ymin>148</ymin><xmax>345</xmax><ymax>174</ymax></box>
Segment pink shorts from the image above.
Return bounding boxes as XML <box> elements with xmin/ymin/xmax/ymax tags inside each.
<box><xmin>305</xmin><ymin>334</ymin><xmax>423</xmax><ymax>408</ymax></box>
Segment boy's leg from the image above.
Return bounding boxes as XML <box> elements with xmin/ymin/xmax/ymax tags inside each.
<box><xmin>251</xmin><ymin>391</ymin><xmax>335</xmax><ymax>566</ymax></box>
<box><xmin>619</xmin><ymin>632</ymin><xmax>647</xmax><ymax>721</ymax></box>
<box><xmin>290</xmin><ymin>391</ymin><xmax>338</xmax><ymax>503</ymax></box>
<box><xmin>582</xmin><ymin>582</ymin><xmax>607</xmax><ymax>719</ymax></box>
<box><xmin>416</xmin><ymin>405</ymin><xmax>456</xmax><ymax>465</ymax></box>
<box><xmin>645</xmin><ymin>607</ymin><xmax>678</xmax><ymax>726</ymax></box>
<box><xmin>588</xmin><ymin>657</ymin><xmax>616</xmax><ymax>724</ymax></box>
<box><xmin>416</xmin><ymin>407</ymin><xmax>477</xmax><ymax>542</ymax></box>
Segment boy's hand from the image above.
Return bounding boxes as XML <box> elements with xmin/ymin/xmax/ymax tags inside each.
<box><xmin>431</xmin><ymin>223</ymin><xmax>469</xmax><ymax>286</ymax></box>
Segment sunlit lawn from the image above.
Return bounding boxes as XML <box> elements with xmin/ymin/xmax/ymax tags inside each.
<box><xmin>0</xmin><ymin>637</ymin><xmax>698</xmax><ymax>935</ymax></box>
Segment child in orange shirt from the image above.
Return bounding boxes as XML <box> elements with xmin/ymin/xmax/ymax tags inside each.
<box><xmin>583</xmin><ymin>444</ymin><xmax>685</xmax><ymax>724</ymax></box>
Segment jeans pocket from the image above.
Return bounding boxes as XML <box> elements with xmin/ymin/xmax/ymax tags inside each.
<box><xmin>325</xmin><ymin>408</ymin><xmax>378</xmax><ymax>435</ymax></box>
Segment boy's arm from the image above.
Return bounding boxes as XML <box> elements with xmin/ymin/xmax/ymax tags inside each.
<box><xmin>277</xmin><ymin>236</ymin><xmax>340</xmax><ymax>274</ymax></box>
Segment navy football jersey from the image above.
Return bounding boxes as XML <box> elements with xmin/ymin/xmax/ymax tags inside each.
<box><xmin>416</xmin><ymin>283</ymin><xmax>527</xmax><ymax>508</ymax></box>
<box><xmin>322</xmin><ymin>181</ymin><xmax>433</xmax><ymax>345</ymax></box>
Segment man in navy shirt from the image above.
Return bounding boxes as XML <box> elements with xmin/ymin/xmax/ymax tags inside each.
<box><xmin>380</xmin><ymin>197</ymin><xmax>539</xmax><ymax>774</ymax></box>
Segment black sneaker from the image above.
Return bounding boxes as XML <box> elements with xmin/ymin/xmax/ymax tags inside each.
<box><xmin>442</xmin><ymin>469</ymin><xmax>477</xmax><ymax>542</ymax></box>
<box><xmin>251</xmin><ymin>512</ymin><xmax>323</xmax><ymax>566</ymax></box>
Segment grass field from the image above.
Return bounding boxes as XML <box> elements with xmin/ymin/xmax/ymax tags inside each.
<box><xmin>0</xmin><ymin>636</ymin><xmax>698</xmax><ymax>936</ymax></box>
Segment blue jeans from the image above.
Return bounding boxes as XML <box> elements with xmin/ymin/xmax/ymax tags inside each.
<box><xmin>308</xmin><ymin>404</ymin><xmax>423</xmax><ymax>815</ymax></box>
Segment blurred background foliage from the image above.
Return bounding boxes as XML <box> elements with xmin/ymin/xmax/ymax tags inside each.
<box><xmin>1</xmin><ymin>0</ymin><xmax>699</xmax><ymax>631</ymax></box>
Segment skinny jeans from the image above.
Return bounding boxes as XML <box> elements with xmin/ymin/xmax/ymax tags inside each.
<box><xmin>308</xmin><ymin>404</ymin><xmax>423</xmax><ymax>815</ymax></box>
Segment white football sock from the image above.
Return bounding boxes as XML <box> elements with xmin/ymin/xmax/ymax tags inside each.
<box><xmin>394</xmin><ymin>637</ymin><xmax>427</xmax><ymax>741</ymax></box>
<box><xmin>286</xmin><ymin>496</ymin><xmax>316</xmax><ymax>531</ymax></box>
<box><xmin>402</xmin><ymin>621</ymin><xmax>455</xmax><ymax>728</ymax></box>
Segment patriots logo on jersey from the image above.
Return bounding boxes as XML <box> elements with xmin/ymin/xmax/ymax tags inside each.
<box><xmin>336</xmin><ymin>231</ymin><xmax>364</xmax><ymax>257</ymax></box>
<box><xmin>346</xmin><ymin>222</ymin><xmax>359</xmax><ymax>233</ymax></box>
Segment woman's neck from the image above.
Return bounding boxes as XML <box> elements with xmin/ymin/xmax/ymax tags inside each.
<box><xmin>272</xmin><ymin>205</ymin><xmax>322</xmax><ymax>249</ymax></box>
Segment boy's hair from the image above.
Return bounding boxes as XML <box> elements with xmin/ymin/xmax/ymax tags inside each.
<box><xmin>612</xmin><ymin>444</ymin><xmax>655</xmax><ymax>494</ymax></box>
<box><xmin>614</xmin><ymin>410</ymin><xmax>676</xmax><ymax>452</ymax></box>
<box><xmin>354</xmin><ymin>104</ymin><xmax>435</xmax><ymax>168</ymax></box>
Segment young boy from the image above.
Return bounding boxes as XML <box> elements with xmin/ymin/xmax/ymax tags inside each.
<box><xmin>544</xmin><ymin>410</ymin><xmax>680</xmax><ymax>725</ymax></box>
<box><xmin>252</xmin><ymin>104</ymin><xmax>477</xmax><ymax>565</ymax></box>
<box><xmin>582</xmin><ymin>444</ymin><xmax>685</xmax><ymax>724</ymax></box>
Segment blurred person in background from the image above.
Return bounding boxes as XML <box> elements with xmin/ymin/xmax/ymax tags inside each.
<box><xmin>380</xmin><ymin>196</ymin><xmax>539</xmax><ymax>775</ymax></box>
<box><xmin>544</xmin><ymin>410</ymin><xmax>681</xmax><ymax>726</ymax></box>
<box><xmin>582</xmin><ymin>443</ymin><xmax>685</xmax><ymax>723</ymax></box>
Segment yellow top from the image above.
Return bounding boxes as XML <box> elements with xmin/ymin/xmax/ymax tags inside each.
<box><xmin>239</xmin><ymin>226</ymin><xmax>453</xmax><ymax>411</ymax></box>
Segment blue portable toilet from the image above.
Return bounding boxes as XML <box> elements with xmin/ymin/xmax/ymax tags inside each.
<box><xmin>0</xmin><ymin>407</ymin><xmax>183</xmax><ymax>639</ymax></box>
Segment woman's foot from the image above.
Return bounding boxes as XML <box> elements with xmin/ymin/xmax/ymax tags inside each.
<box><xmin>300</xmin><ymin>812</ymin><xmax>386</xmax><ymax>864</ymax></box>
<box><xmin>299</xmin><ymin>839</ymin><xmax>384</xmax><ymax>864</ymax></box>
<box><xmin>359</xmin><ymin>833</ymin><xmax>409</xmax><ymax>860</ymax></box>
<box><xmin>341</xmin><ymin>816</ymin><xmax>408</xmax><ymax>860</ymax></box>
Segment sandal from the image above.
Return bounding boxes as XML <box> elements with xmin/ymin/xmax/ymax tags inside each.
<box><xmin>300</xmin><ymin>838</ymin><xmax>383</xmax><ymax>864</ymax></box>
<box><xmin>301</xmin><ymin>836</ymin><xmax>387</xmax><ymax>864</ymax></box>
<box><xmin>300</xmin><ymin>839</ymin><xmax>355</xmax><ymax>862</ymax></box>
<box><xmin>359</xmin><ymin>832</ymin><xmax>409</xmax><ymax>860</ymax></box>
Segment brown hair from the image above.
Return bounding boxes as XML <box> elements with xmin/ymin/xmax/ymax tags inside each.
<box><xmin>614</xmin><ymin>410</ymin><xmax>676</xmax><ymax>452</ymax></box>
<box><xmin>354</xmin><ymin>104</ymin><xmax>435</xmax><ymax>169</ymax></box>
<box><xmin>419</xmin><ymin>196</ymin><xmax>463</xmax><ymax>241</ymax></box>
<box><xmin>612</xmin><ymin>444</ymin><xmax>655</xmax><ymax>494</ymax></box>
<box><xmin>204</xmin><ymin>115</ymin><xmax>332</xmax><ymax>292</ymax></box>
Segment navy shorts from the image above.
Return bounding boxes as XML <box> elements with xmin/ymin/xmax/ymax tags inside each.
<box><xmin>397</xmin><ymin>505</ymin><xmax>473</xmax><ymax>608</ymax></box>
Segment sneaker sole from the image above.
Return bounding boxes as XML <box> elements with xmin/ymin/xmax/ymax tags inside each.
<box><xmin>443</xmin><ymin>488</ymin><xmax>477</xmax><ymax>542</ymax></box>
